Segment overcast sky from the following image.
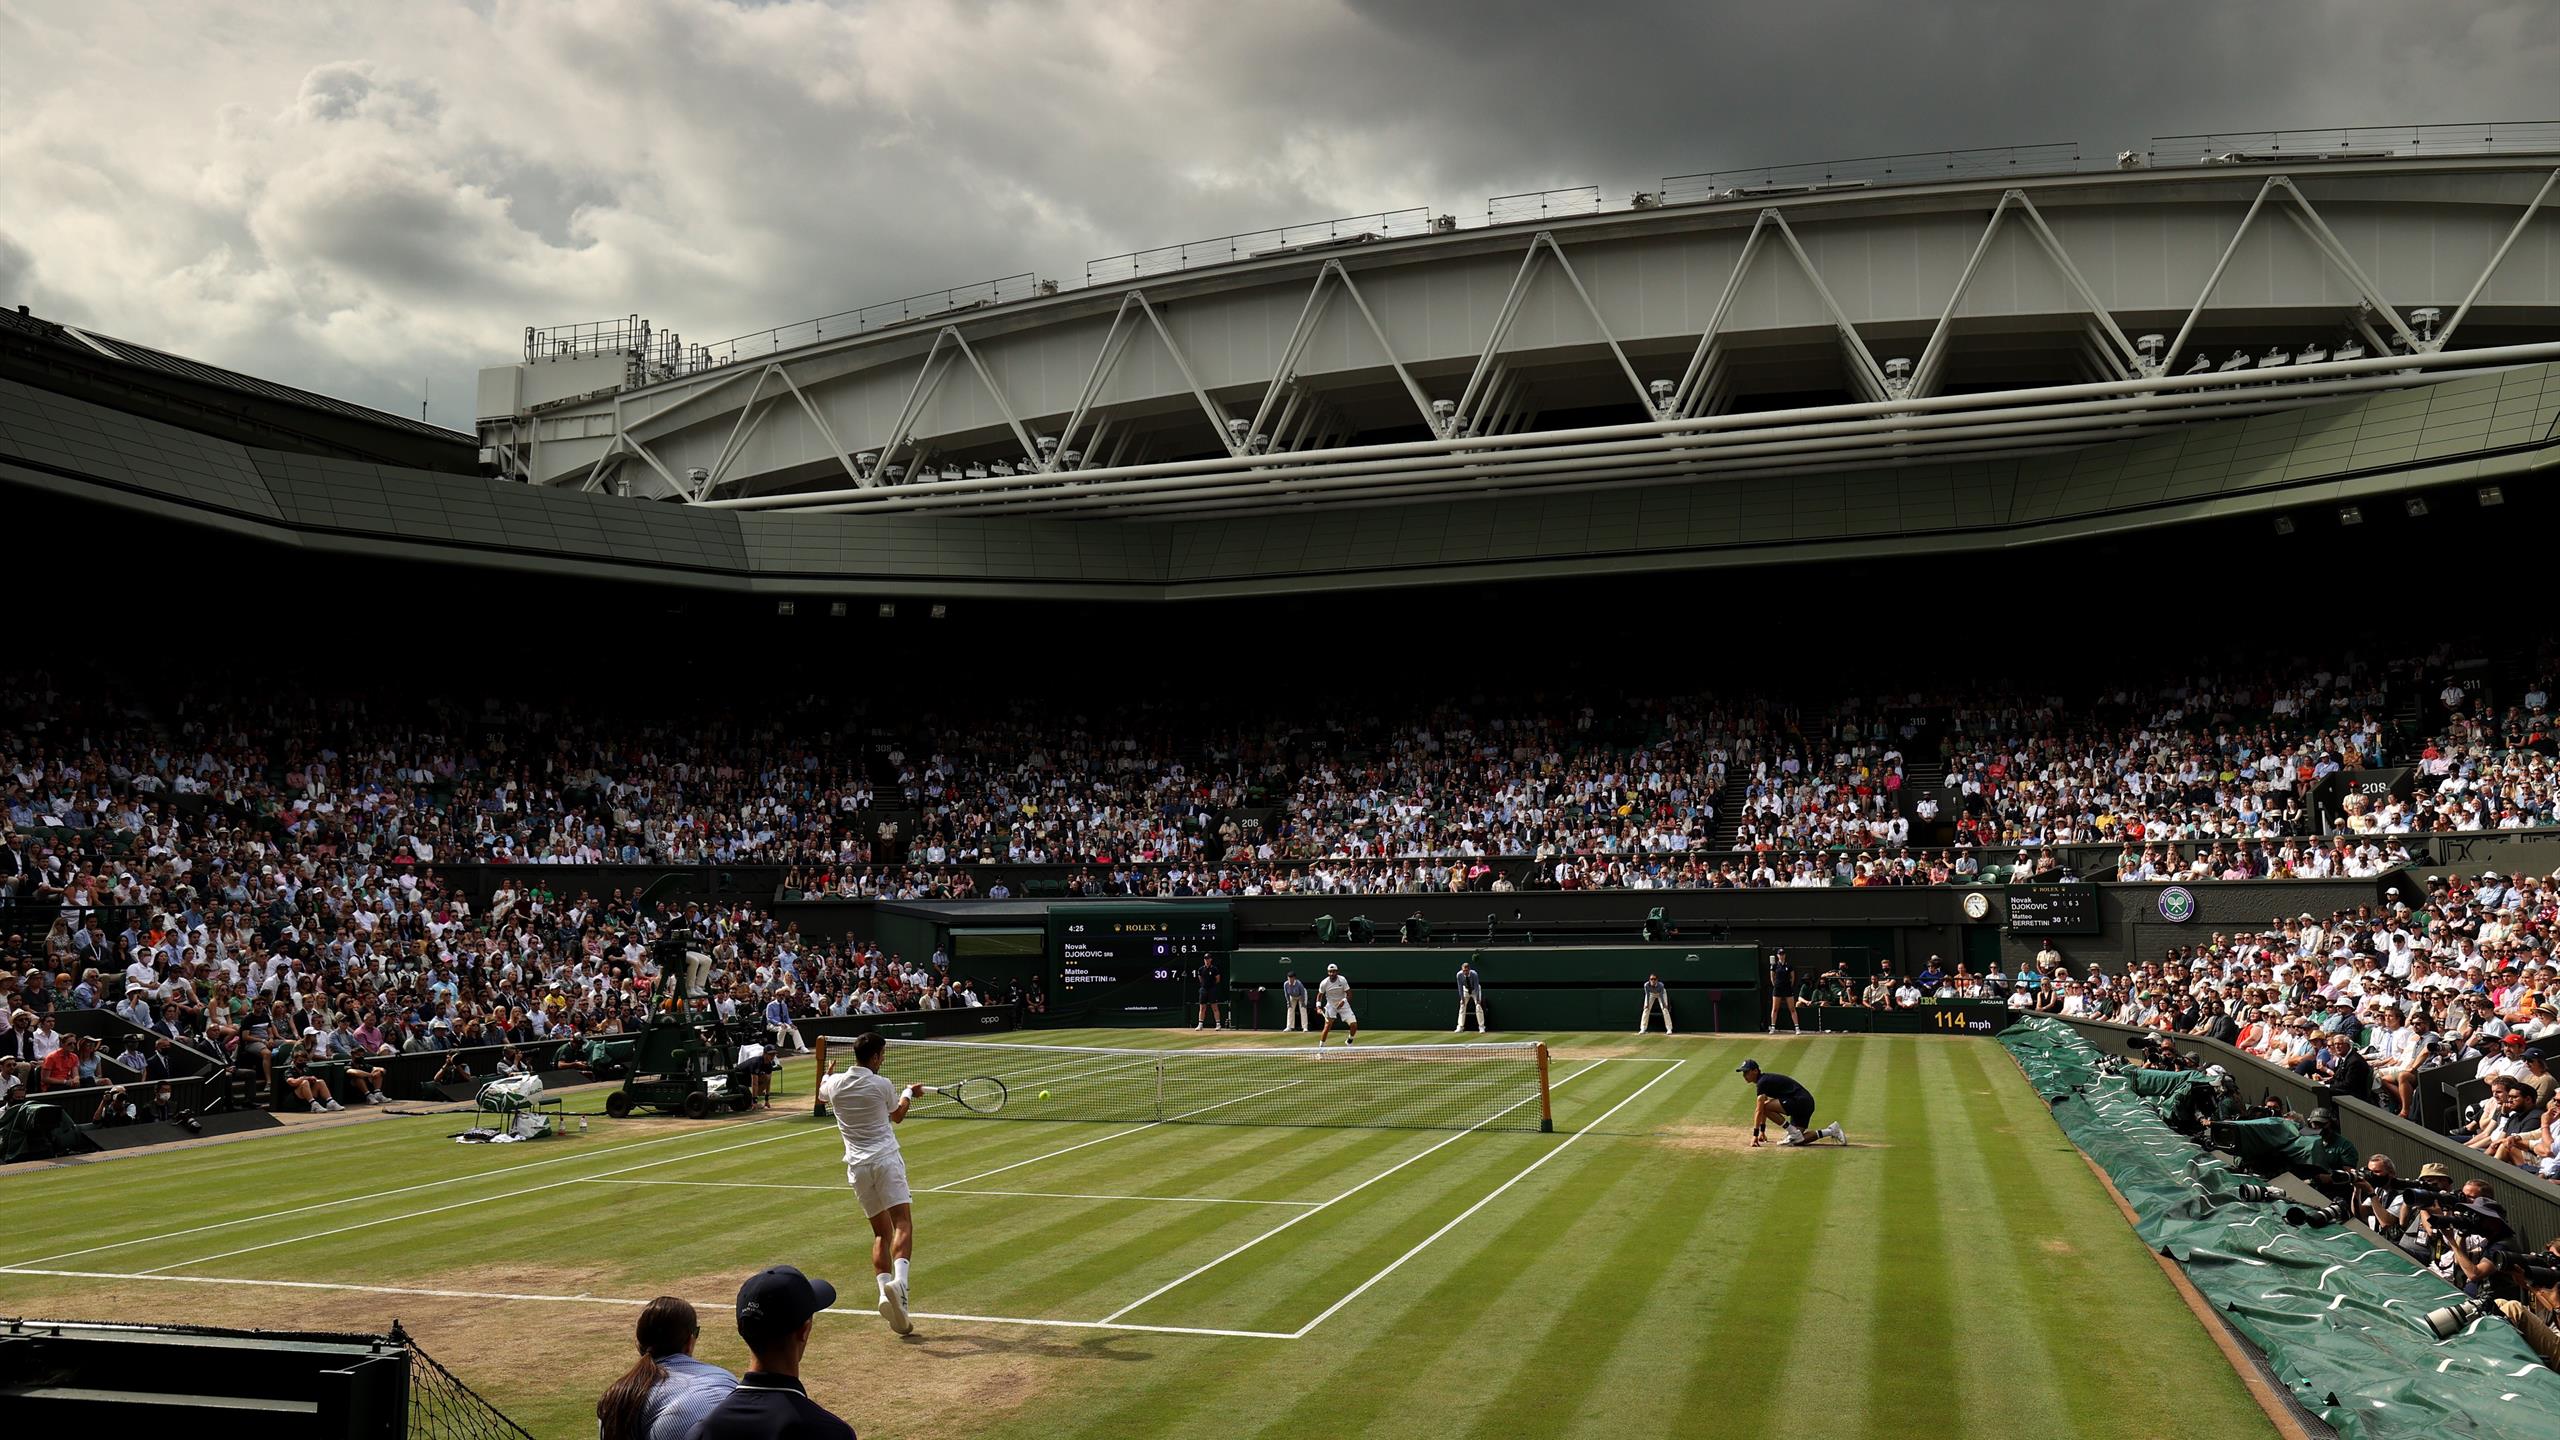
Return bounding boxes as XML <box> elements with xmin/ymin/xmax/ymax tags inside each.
<box><xmin>5</xmin><ymin>0</ymin><xmax>2557</xmax><ymax>431</ymax></box>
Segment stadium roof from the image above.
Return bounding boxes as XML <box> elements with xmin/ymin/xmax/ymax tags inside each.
<box><xmin>0</xmin><ymin>303</ymin><xmax>476</xmax><ymax>472</ymax></box>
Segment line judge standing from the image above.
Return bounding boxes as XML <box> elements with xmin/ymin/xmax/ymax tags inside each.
<box><xmin>1281</xmin><ymin>970</ymin><xmax>1310</xmax><ymax>1031</ymax></box>
<box><xmin>1639</xmin><ymin>972</ymin><xmax>1674</xmax><ymax>1034</ymax></box>
<box><xmin>1454</xmin><ymin>959</ymin><xmax>1488</xmax><ymax>1033</ymax></box>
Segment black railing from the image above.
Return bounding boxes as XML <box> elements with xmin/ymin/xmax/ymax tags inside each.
<box><xmin>2147</xmin><ymin>120</ymin><xmax>2560</xmax><ymax>168</ymax></box>
<box><xmin>1661</xmin><ymin>142</ymin><xmax>2085</xmax><ymax>203</ymax></box>
<box><xmin>679</xmin><ymin>275</ymin><xmax>1046</xmax><ymax>373</ymax></box>
<box><xmin>1084</xmin><ymin>209</ymin><xmax>1435</xmax><ymax>284</ymax></box>
<box><xmin>1487</xmin><ymin>186</ymin><xmax>1602</xmax><ymax>225</ymax></box>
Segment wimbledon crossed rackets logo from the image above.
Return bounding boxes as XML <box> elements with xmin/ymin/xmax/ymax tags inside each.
<box><xmin>2156</xmin><ymin>886</ymin><xmax>2196</xmax><ymax>924</ymax></box>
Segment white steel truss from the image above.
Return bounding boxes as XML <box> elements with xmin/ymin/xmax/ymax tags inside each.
<box><xmin>536</xmin><ymin>167</ymin><xmax>2560</xmax><ymax>518</ymax></box>
<box><xmin>1665</xmin><ymin>209</ymin><xmax>1892</xmax><ymax>418</ymax></box>
<box><xmin>1908</xmin><ymin>191</ymin><xmax>2143</xmax><ymax>396</ymax></box>
<box><xmin>1449</xmin><ymin>232</ymin><xmax>1657</xmax><ymax>433</ymax></box>
<box><xmin>690</xmin><ymin>340</ymin><xmax>2560</xmax><ymax>519</ymax></box>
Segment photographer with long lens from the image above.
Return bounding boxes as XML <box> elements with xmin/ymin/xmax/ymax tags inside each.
<box><xmin>2216</xmin><ymin>1105</ymin><xmax>2359</xmax><ymax>1178</ymax></box>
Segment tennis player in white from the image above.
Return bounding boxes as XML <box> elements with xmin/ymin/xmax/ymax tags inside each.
<box><xmin>1316</xmin><ymin>963</ymin><xmax>1358</xmax><ymax>1047</ymax></box>
<box><xmin>819</xmin><ymin>1030</ymin><xmax>920</xmax><ymax>1335</ymax></box>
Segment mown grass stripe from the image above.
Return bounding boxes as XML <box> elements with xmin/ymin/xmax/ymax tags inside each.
<box><xmin>1662</xmin><ymin>1039</ymin><xmax>1869</xmax><ymax>1435</ymax></box>
<box><xmin>1445</xmin><ymin>1061</ymin><xmax>1733</xmax><ymax>1437</ymax></box>
<box><xmin>1862</xmin><ymin>1036</ymin><xmax>1960</xmax><ymax>1438</ymax></box>
<box><xmin>1945</xmin><ymin>1037</ymin><xmax>2270</xmax><ymax>1438</ymax></box>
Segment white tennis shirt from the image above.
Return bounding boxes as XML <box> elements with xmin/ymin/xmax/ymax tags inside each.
<box><xmin>821</xmin><ymin>1066</ymin><xmax>903</xmax><ymax>1164</ymax></box>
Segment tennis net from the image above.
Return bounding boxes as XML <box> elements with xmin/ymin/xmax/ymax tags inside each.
<box><xmin>811</xmin><ymin>1037</ymin><xmax>1555</xmax><ymax>1133</ymax></box>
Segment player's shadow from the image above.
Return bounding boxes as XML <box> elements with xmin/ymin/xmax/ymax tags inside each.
<box><xmin>907</xmin><ymin>1331</ymin><xmax>1154</xmax><ymax>1363</ymax></box>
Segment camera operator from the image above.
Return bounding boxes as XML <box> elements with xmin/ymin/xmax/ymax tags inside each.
<box><xmin>2217</xmin><ymin>1104</ymin><xmax>2360</xmax><ymax>1177</ymax></box>
<box><xmin>2490</xmin><ymin>1236</ymin><xmax>2560</xmax><ymax>1370</ymax></box>
<box><xmin>2406</xmin><ymin>1177</ymin><xmax>2515</xmax><ymax>1298</ymax></box>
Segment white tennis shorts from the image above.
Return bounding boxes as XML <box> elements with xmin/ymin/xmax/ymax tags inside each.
<box><xmin>848</xmin><ymin>1153</ymin><xmax>912</xmax><ymax>1218</ymax></box>
<box><xmin>1322</xmin><ymin>1001</ymin><xmax>1357</xmax><ymax>1023</ymax></box>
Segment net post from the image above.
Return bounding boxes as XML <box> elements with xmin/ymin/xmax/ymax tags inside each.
<box><xmin>1535</xmin><ymin>1042</ymin><xmax>1554</xmax><ymax>1133</ymax></box>
<box><xmin>810</xmin><ymin>1035</ymin><xmax>831</xmax><ymax>1118</ymax></box>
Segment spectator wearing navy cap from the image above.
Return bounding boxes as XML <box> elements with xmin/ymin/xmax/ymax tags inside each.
<box><xmin>684</xmin><ymin>1265</ymin><xmax>856</xmax><ymax>1440</ymax></box>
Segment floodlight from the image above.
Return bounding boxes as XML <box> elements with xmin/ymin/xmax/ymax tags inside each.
<box><xmin>2184</xmin><ymin>354</ymin><xmax>2212</xmax><ymax>374</ymax></box>
<box><xmin>2272</xmin><ymin>516</ymin><xmax>2296</xmax><ymax>536</ymax></box>
<box><xmin>2478</xmin><ymin>484</ymin><xmax>2505</xmax><ymax>507</ymax></box>
<box><xmin>2335</xmin><ymin>340</ymin><xmax>2367</xmax><ymax>362</ymax></box>
<box><xmin>2297</xmin><ymin>342</ymin><xmax>2327</xmax><ymax>364</ymax></box>
<box><xmin>929</xmin><ymin>604</ymin><xmax>948</xmax><ymax>620</ymax></box>
<box><xmin>828</xmin><ymin>601</ymin><xmax>847</xmax><ymax>617</ymax></box>
<box><xmin>2260</xmin><ymin>347</ymin><xmax>2290</xmax><ymax>368</ymax></box>
<box><xmin>775</xmin><ymin>601</ymin><xmax>796</xmax><ymax>616</ymax></box>
<box><xmin>2404</xmin><ymin>496</ymin><xmax>2428</xmax><ymax>518</ymax></box>
<box><xmin>877</xmin><ymin>602</ymin><xmax>896</xmax><ymax>618</ymax></box>
<box><xmin>2336</xmin><ymin>505</ymin><xmax>2363</xmax><ymax>526</ymax></box>
<box><xmin>2411</xmin><ymin>306</ymin><xmax>2441</xmax><ymax>342</ymax></box>
<box><xmin>2219</xmin><ymin>351</ymin><xmax>2252</xmax><ymax>372</ymax></box>
<box><xmin>2136</xmin><ymin>334</ymin><xmax>2165</xmax><ymax>360</ymax></box>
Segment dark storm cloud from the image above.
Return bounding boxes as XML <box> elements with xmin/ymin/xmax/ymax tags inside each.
<box><xmin>2</xmin><ymin>0</ymin><xmax>2554</xmax><ymax>429</ymax></box>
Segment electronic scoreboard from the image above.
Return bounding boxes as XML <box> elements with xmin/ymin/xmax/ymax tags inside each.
<box><xmin>1047</xmin><ymin>906</ymin><xmax>1232</xmax><ymax>1019</ymax></box>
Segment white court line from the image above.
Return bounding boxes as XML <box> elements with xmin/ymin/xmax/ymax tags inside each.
<box><xmin>930</xmin><ymin>1187</ymin><xmax>1317</xmax><ymax>1208</ymax></box>
<box><xmin>139</xmin><ymin>1117</ymin><xmax>828</xmax><ymax>1276</ymax></box>
<box><xmin>582</xmin><ymin>1177</ymin><xmax>1315</xmax><ymax>1208</ymax></box>
<box><xmin>5</xmin><ymin>1108</ymin><xmax>810</xmax><ymax>1270</ymax></box>
<box><xmin>922</xmin><ymin>1080</ymin><xmax>1307</xmax><ymax>1193</ymax></box>
<box><xmin>1098</xmin><ymin>1059</ymin><xmax>1610</xmax><ymax>1325</ymax></box>
<box><xmin>0</xmin><ymin>1266</ymin><xmax>1296</xmax><ymax>1341</ymax></box>
<box><xmin>1290</xmin><ymin>1058</ymin><xmax>1687</xmax><ymax>1338</ymax></box>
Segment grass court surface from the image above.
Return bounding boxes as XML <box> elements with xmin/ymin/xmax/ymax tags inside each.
<box><xmin>0</xmin><ymin>1030</ymin><xmax>2273</xmax><ymax>1439</ymax></box>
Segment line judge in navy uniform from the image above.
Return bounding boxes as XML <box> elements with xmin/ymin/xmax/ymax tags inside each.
<box><xmin>685</xmin><ymin>1266</ymin><xmax>857</xmax><ymax>1440</ymax></box>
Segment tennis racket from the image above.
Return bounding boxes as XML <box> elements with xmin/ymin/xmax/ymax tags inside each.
<box><xmin>912</xmin><ymin>1076</ymin><xmax>1008</xmax><ymax>1114</ymax></box>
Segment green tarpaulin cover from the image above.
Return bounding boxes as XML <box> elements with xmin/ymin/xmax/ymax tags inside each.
<box><xmin>2001</xmin><ymin>1016</ymin><xmax>2560</xmax><ymax>1439</ymax></box>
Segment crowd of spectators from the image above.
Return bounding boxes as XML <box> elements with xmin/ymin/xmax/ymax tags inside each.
<box><xmin>1995</xmin><ymin>864</ymin><xmax>2560</xmax><ymax>1181</ymax></box>
<box><xmin>5</xmin><ymin>648</ymin><xmax>2556</xmax><ymax>905</ymax></box>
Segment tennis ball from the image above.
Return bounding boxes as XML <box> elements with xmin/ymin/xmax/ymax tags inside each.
<box><xmin>1039</xmin><ymin>1089</ymin><xmax>1052</xmax><ymax>1100</ymax></box>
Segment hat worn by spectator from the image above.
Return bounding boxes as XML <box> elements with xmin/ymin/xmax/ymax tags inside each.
<box><xmin>734</xmin><ymin>1265</ymin><xmax>837</xmax><ymax>1346</ymax></box>
<box><xmin>2418</xmin><ymin>1162</ymin><xmax>2452</xmax><ymax>1180</ymax></box>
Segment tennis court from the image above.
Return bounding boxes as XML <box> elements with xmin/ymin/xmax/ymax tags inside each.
<box><xmin>0</xmin><ymin>1031</ymin><xmax>2274</xmax><ymax>1440</ymax></box>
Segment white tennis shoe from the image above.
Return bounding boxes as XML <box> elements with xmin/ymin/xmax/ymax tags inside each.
<box><xmin>1821</xmin><ymin>1122</ymin><xmax>1846</xmax><ymax>1144</ymax></box>
<box><xmin>1783</xmin><ymin>1125</ymin><xmax>1808</xmax><ymax>1146</ymax></box>
<box><xmin>878</xmin><ymin>1276</ymin><xmax>913</xmax><ymax>1336</ymax></box>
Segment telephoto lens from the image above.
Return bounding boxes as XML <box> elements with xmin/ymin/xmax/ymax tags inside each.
<box><xmin>2284</xmin><ymin>1202</ymin><xmax>2350</xmax><ymax>1227</ymax></box>
<box><xmin>2424</xmin><ymin>1298</ymin><xmax>2489</xmax><ymax>1339</ymax></box>
<box><xmin>2231</xmin><ymin>1184</ymin><xmax>2285</xmax><ymax>1203</ymax></box>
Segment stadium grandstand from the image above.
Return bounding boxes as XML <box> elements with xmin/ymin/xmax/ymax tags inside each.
<box><xmin>8</xmin><ymin>122</ymin><xmax>2560</xmax><ymax>1440</ymax></box>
